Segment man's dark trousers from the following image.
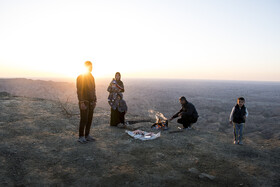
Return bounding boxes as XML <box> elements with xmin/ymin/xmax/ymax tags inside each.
<box><xmin>177</xmin><ymin>116</ymin><xmax>197</xmax><ymax>128</ymax></box>
<box><xmin>79</xmin><ymin>102</ymin><xmax>94</xmax><ymax>137</ymax></box>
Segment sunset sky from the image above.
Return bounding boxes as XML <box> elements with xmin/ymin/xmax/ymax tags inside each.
<box><xmin>0</xmin><ymin>0</ymin><xmax>279</xmax><ymax>81</ymax></box>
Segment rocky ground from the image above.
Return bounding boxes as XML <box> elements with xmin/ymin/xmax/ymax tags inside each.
<box><xmin>0</xmin><ymin>91</ymin><xmax>279</xmax><ymax>186</ymax></box>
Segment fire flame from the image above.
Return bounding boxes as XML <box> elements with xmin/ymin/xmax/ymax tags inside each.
<box><xmin>149</xmin><ymin>110</ymin><xmax>167</xmax><ymax>122</ymax></box>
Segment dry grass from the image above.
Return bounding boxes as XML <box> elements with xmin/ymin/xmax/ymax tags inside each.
<box><xmin>0</xmin><ymin>79</ymin><xmax>280</xmax><ymax>186</ymax></box>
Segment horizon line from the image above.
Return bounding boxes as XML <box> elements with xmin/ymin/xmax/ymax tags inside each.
<box><xmin>1</xmin><ymin>76</ymin><xmax>280</xmax><ymax>84</ymax></box>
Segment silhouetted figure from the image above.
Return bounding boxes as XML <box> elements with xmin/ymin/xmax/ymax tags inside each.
<box><xmin>107</xmin><ymin>72</ymin><xmax>126</xmax><ymax>127</ymax></box>
<box><xmin>76</xmin><ymin>61</ymin><xmax>97</xmax><ymax>143</ymax></box>
<box><xmin>229</xmin><ymin>97</ymin><xmax>248</xmax><ymax>145</ymax></box>
<box><xmin>111</xmin><ymin>93</ymin><xmax>128</xmax><ymax>127</ymax></box>
<box><xmin>169</xmin><ymin>96</ymin><xmax>198</xmax><ymax>129</ymax></box>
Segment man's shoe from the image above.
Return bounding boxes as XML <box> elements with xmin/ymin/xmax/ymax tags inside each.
<box><xmin>238</xmin><ymin>141</ymin><xmax>243</xmax><ymax>145</ymax></box>
<box><xmin>233</xmin><ymin>140</ymin><xmax>238</xmax><ymax>145</ymax></box>
<box><xmin>78</xmin><ymin>137</ymin><xmax>87</xmax><ymax>144</ymax></box>
<box><xmin>85</xmin><ymin>135</ymin><xmax>96</xmax><ymax>142</ymax></box>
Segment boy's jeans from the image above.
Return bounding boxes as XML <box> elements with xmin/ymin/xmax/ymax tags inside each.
<box><xmin>233</xmin><ymin>123</ymin><xmax>244</xmax><ymax>142</ymax></box>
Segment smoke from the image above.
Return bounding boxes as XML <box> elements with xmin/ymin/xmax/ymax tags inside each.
<box><xmin>148</xmin><ymin>110</ymin><xmax>168</xmax><ymax>121</ymax></box>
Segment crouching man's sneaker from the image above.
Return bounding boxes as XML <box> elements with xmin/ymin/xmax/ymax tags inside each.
<box><xmin>233</xmin><ymin>140</ymin><xmax>238</xmax><ymax>145</ymax></box>
<box><xmin>238</xmin><ymin>141</ymin><xmax>243</xmax><ymax>145</ymax></box>
<box><xmin>78</xmin><ymin>137</ymin><xmax>87</xmax><ymax>144</ymax></box>
<box><xmin>85</xmin><ymin>135</ymin><xmax>96</xmax><ymax>142</ymax></box>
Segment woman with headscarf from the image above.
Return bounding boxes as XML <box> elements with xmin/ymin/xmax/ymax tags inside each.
<box><xmin>107</xmin><ymin>72</ymin><xmax>126</xmax><ymax>127</ymax></box>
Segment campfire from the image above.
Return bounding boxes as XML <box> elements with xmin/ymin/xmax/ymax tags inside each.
<box><xmin>150</xmin><ymin>110</ymin><xmax>169</xmax><ymax>130</ymax></box>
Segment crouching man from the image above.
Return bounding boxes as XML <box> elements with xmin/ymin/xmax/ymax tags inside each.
<box><xmin>169</xmin><ymin>96</ymin><xmax>199</xmax><ymax>129</ymax></box>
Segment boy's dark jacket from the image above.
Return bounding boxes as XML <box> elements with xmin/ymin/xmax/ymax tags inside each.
<box><xmin>76</xmin><ymin>73</ymin><xmax>97</xmax><ymax>102</ymax></box>
<box><xmin>172</xmin><ymin>101</ymin><xmax>199</xmax><ymax>119</ymax></box>
<box><xmin>233</xmin><ymin>104</ymin><xmax>246</xmax><ymax>123</ymax></box>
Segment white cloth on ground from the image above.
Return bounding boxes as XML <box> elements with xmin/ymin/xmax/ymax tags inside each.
<box><xmin>125</xmin><ymin>130</ymin><xmax>160</xmax><ymax>141</ymax></box>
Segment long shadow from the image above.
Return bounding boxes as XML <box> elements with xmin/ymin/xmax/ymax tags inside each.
<box><xmin>127</xmin><ymin>119</ymin><xmax>153</xmax><ymax>125</ymax></box>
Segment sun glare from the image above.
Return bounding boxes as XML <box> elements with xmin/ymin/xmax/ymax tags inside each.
<box><xmin>63</xmin><ymin>65</ymin><xmax>86</xmax><ymax>78</ymax></box>
<box><xmin>62</xmin><ymin>62</ymin><xmax>112</xmax><ymax>79</ymax></box>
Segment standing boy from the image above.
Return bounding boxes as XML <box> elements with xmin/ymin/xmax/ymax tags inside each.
<box><xmin>76</xmin><ymin>61</ymin><xmax>97</xmax><ymax>143</ymax></box>
<box><xmin>229</xmin><ymin>97</ymin><xmax>248</xmax><ymax>145</ymax></box>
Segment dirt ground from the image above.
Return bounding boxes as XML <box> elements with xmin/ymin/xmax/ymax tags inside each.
<box><xmin>0</xmin><ymin>92</ymin><xmax>279</xmax><ymax>186</ymax></box>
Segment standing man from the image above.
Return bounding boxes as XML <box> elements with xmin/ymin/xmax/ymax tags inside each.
<box><xmin>169</xmin><ymin>96</ymin><xmax>199</xmax><ymax>129</ymax></box>
<box><xmin>76</xmin><ymin>61</ymin><xmax>97</xmax><ymax>143</ymax></box>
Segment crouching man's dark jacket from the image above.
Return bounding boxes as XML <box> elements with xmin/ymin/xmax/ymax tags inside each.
<box><xmin>76</xmin><ymin>73</ymin><xmax>97</xmax><ymax>102</ymax></box>
<box><xmin>172</xmin><ymin>101</ymin><xmax>199</xmax><ymax>119</ymax></box>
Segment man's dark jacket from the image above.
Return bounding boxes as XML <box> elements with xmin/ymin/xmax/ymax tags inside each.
<box><xmin>76</xmin><ymin>73</ymin><xmax>97</xmax><ymax>102</ymax></box>
<box><xmin>172</xmin><ymin>101</ymin><xmax>199</xmax><ymax>119</ymax></box>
